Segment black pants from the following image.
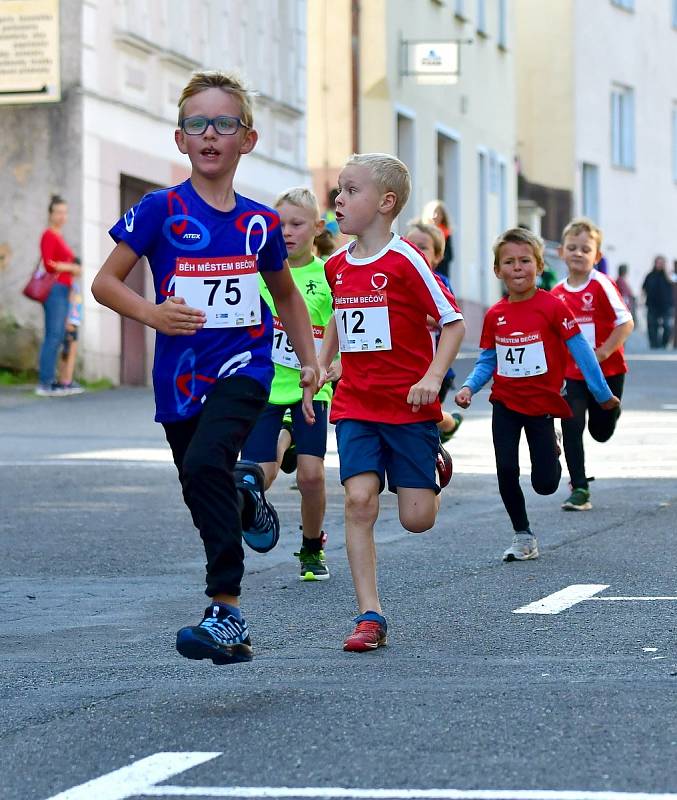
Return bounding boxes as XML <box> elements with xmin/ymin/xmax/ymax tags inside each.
<box><xmin>492</xmin><ymin>401</ymin><xmax>561</xmax><ymax>532</ymax></box>
<box><xmin>163</xmin><ymin>375</ymin><xmax>268</xmax><ymax>598</ymax></box>
<box><xmin>647</xmin><ymin>308</ymin><xmax>673</xmax><ymax>349</ymax></box>
<box><xmin>561</xmin><ymin>374</ymin><xmax>624</xmax><ymax>490</ymax></box>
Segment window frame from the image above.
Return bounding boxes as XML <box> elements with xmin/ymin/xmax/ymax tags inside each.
<box><xmin>610</xmin><ymin>84</ymin><xmax>635</xmax><ymax>170</ymax></box>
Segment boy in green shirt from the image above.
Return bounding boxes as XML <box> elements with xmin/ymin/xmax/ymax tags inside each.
<box><xmin>241</xmin><ymin>188</ymin><xmax>336</xmax><ymax>580</ymax></box>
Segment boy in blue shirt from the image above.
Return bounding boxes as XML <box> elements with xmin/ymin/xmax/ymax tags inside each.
<box><xmin>92</xmin><ymin>71</ymin><xmax>319</xmax><ymax>665</ymax></box>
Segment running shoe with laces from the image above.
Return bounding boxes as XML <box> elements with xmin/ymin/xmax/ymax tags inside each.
<box><xmin>502</xmin><ymin>531</ymin><xmax>539</xmax><ymax>562</ymax></box>
<box><xmin>343</xmin><ymin>613</ymin><xmax>388</xmax><ymax>652</ymax></box>
<box><xmin>294</xmin><ymin>544</ymin><xmax>330</xmax><ymax>581</ymax></box>
<box><xmin>561</xmin><ymin>487</ymin><xmax>592</xmax><ymax>511</ymax></box>
<box><xmin>436</xmin><ymin>442</ymin><xmax>453</xmax><ymax>488</ymax></box>
<box><xmin>234</xmin><ymin>460</ymin><xmax>280</xmax><ymax>553</ymax></box>
<box><xmin>176</xmin><ymin>603</ymin><xmax>253</xmax><ymax>664</ymax></box>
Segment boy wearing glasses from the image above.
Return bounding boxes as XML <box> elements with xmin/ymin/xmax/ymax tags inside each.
<box><xmin>92</xmin><ymin>71</ymin><xmax>319</xmax><ymax>665</ymax></box>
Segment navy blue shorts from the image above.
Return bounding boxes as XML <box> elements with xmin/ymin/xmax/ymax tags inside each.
<box><xmin>335</xmin><ymin>419</ymin><xmax>440</xmax><ymax>494</ymax></box>
<box><xmin>241</xmin><ymin>400</ymin><xmax>328</xmax><ymax>463</ymax></box>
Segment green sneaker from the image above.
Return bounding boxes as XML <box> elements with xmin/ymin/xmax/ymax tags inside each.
<box><xmin>294</xmin><ymin>546</ymin><xmax>330</xmax><ymax>581</ymax></box>
<box><xmin>440</xmin><ymin>412</ymin><xmax>463</xmax><ymax>444</ymax></box>
<box><xmin>561</xmin><ymin>487</ymin><xmax>592</xmax><ymax>511</ymax></box>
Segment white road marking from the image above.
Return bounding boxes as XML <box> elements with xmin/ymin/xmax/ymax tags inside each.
<box><xmin>53</xmin><ymin>448</ymin><xmax>173</xmax><ymax>462</ymax></box>
<box><xmin>513</xmin><ymin>585</ymin><xmax>609</xmax><ymax>614</ymax></box>
<box><xmin>43</xmin><ymin>752</ymin><xmax>220</xmax><ymax>800</ymax></box>
<box><xmin>142</xmin><ymin>786</ymin><xmax>677</xmax><ymax>799</ymax></box>
<box><xmin>589</xmin><ymin>596</ymin><xmax>677</xmax><ymax>602</ymax></box>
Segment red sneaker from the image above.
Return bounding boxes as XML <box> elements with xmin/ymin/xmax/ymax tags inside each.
<box><xmin>436</xmin><ymin>443</ymin><xmax>453</xmax><ymax>488</ymax></box>
<box><xmin>343</xmin><ymin>619</ymin><xmax>387</xmax><ymax>652</ymax></box>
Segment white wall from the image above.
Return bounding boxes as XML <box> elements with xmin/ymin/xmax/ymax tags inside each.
<box><xmin>573</xmin><ymin>0</ymin><xmax>677</xmax><ymax>292</ymax></box>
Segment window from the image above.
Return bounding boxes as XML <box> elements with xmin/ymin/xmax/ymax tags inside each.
<box><xmin>673</xmin><ymin>0</ymin><xmax>677</xmax><ymax>27</ymax></box>
<box><xmin>476</xmin><ymin>0</ymin><xmax>487</xmax><ymax>34</ymax></box>
<box><xmin>611</xmin><ymin>0</ymin><xmax>634</xmax><ymax>10</ymax></box>
<box><xmin>672</xmin><ymin>106</ymin><xmax>677</xmax><ymax>182</ymax></box>
<box><xmin>498</xmin><ymin>0</ymin><xmax>508</xmax><ymax>48</ymax></box>
<box><xmin>454</xmin><ymin>0</ymin><xmax>466</xmax><ymax>18</ymax></box>
<box><xmin>582</xmin><ymin>163</ymin><xmax>600</xmax><ymax>221</ymax></box>
<box><xmin>611</xmin><ymin>85</ymin><xmax>635</xmax><ymax>169</ymax></box>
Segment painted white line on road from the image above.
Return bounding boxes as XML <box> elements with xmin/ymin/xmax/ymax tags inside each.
<box><xmin>142</xmin><ymin>786</ymin><xmax>677</xmax><ymax>799</ymax></box>
<box><xmin>589</xmin><ymin>596</ymin><xmax>677</xmax><ymax>602</ymax></box>
<box><xmin>53</xmin><ymin>448</ymin><xmax>173</xmax><ymax>462</ymax></box>
<box><xmin>512</xmin><ymin>585</ymin><xmax>609</xmax><ymax>615</ymax></box>
<box><xmin>661</xmin><ymin>404</ymin><xmax>677</xmax><ymax>410</ymax></box>
<box><xmin>44</xmin><ymin>752</ymin><xmax>221</xmax><ymax>800</ymax></box>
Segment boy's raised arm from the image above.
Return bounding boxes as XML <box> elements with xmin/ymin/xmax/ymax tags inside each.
<box><xmin>92</xmin><ymin>241</ymin><xmax>206</xmax><ymax>336</ymax></box>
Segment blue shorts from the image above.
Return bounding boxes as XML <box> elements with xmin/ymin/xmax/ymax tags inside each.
<box><xmin>241</xmin><ymin>400</ymin><xmax>328</xmax><ymax>463</ymax></box>
<box><xmin>335</xmin><ymin>419</ymin><xmax>440</xmax><ymax>494</ymax></box>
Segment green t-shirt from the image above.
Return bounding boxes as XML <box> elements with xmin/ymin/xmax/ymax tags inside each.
<box><xmin>260</xmin><ymin>256</ymin><xmax>333</xmax><ymax>405</ymax></box>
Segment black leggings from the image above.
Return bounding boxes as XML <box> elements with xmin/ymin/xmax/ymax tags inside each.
<box><xmin>163</xmin><ymin>375</ymin><xmax>268</xmax><ymax>598</ymax></box>
<box><xmin>561</xmin><ymin>374</ymin><xmax>624</xmax><ymax>490</ymax></box>
<box><xmin>492</xmin><ymin>401</ymin><xmax>561</xmax><ymax>532</ymax></box>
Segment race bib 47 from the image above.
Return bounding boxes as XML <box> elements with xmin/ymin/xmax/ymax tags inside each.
<box><xmin>496</xmin><ymin>332</ymin><xmax>548</xmax><ymax>378</ymax></box>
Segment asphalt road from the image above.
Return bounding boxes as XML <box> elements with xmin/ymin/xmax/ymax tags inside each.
<box><xmin>1</xmin><ymin>342</ymin><xmax>676</xmax><ymax>800</ymax></box>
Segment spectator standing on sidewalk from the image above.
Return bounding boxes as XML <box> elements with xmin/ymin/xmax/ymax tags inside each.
<box><xmin>615</xmin><ymin>264</ymin><xmax>636</xmax><ymax>323</ymax></box>
<box><xmin>36</xmin><ymin>196</ymin><xmax>82</xmax><ymax>397</ymax></box>
<box><xmin>642</xmin><ymin>255</ymin><xmax>674</xmax><ymax>349</ymax></box>
<box><xmin>421</xmin><ymin>199</ymin><xmax>454</xmax><ymax>281</ymax></box>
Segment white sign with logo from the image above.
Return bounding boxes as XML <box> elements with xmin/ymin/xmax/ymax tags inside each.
<box><xmin>174</xmin><ymin>255</ymin><xmax>261</xmax><ymax>329</ymax></box>
<box><xmin>406</xmin><ymin>41</ymin><xmax>459</xmax><ymax>85</ymax></box>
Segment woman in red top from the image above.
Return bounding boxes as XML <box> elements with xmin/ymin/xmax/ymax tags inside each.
<box><xmin>36</xmin><ymin>195</ymin><xmax>82</xmax><ymax>396</ymax></box>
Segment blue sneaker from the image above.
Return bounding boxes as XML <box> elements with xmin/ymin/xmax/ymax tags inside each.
<box><xmin>176</xmin><ymin>603</ymin><xmax>252</xmax><ymax>664</ymax></box>
<box><xmin>234</xmin><ymin>460</ymin><xmax>280</xmax><ymax>553</ymax></box>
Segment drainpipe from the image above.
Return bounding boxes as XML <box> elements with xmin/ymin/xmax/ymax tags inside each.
<box><xmin>351</xmin><ymin>0</ymin><xmax>360</xmax><ymax>153</ymax></box>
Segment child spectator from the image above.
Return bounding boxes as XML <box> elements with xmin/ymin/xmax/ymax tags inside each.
<box><xmin>552</xmin><ymin>218</ymin><xmax>633</xmax><ymax>510</ymax></box>
<box><xmin>58</xmin><ymin>276</ymin><xmax>85</xmax><ymax>395</ymax></box>
<box><xmin>241</xmin><ymin>187</ymin><xmax>334</xmax><ymax>581</ymax></box>
<box><xmin>455</xmin><ymin>228</ymin><xmax>619</xmax><ymax>561</ymax></box>
<box><xmin>92</xmin><ymin>70</ymin><xmax>319</xmax><ymax>665</ymax></box>
<box><xmin>405</xmin><ymin>221</ymin><xmax>462</xmax><ymax>442</ymax></box>
<box><xmin>319</xmin><ymin>153</ymin><xmax>465</xmax><ymax>652</ymax></box>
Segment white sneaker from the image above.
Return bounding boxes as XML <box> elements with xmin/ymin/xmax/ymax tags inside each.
<box><xmin>502</xmin><ymin>531</ymin><xmax>539</xmax><ymax>562</ymax></box>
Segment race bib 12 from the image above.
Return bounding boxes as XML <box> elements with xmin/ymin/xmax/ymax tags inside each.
<box><xmin>335</xmin><ymin>292</ymin><xmax>392</xmax><ymax>353</ymax></box>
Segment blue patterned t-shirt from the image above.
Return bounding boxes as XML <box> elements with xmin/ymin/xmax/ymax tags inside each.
<box><xmin>109</xmin><ymin>180</ymin><xmax>287</xmax><ymax>422</ymax></box>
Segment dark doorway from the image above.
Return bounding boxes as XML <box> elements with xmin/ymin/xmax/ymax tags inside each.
<box><xmin>119</xmin><ymin>175</ymin><xmax>161</xmax><ymax>385</ymax></box>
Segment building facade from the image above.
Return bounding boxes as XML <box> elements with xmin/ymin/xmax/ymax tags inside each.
<box><xmin>307</xmin><ymin>0</ymin><xmax>518</xmax><ymax>342</ymax></box>
<box><xmin>0</xmin><ymin>0</ymin><xmax>308</xmax><ymax>383</ymax></box>
<box><xmin>515</xmin><ymin>0</ymin><xmax>677</xmax><ymax>292</ymax></box>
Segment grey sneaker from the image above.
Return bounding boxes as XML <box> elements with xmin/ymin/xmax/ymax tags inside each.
<box><xmin>561</xmin><ymin>487</ymin><xmax>592</xmax><ymax>511</ymax></box>
<box><xmin>502</xmin><ymin>531</ymin><xmax>539</xmax><ymax>562</ymax></box>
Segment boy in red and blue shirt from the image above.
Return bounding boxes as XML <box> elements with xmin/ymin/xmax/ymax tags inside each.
<box><xmin>456</xmin><ymin>227</ymin><xmax>620</xmax><ymax>562</ymax></box>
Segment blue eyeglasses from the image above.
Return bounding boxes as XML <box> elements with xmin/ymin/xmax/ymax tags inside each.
<box><xmin>180</xmin><ymin>115</ymin><xmax>250</xmax><ymax>136</ymax></box>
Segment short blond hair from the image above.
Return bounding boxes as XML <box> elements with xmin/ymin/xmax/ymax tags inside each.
<box><xmin>345</xmin><ymin>152</ymin><xmax>411</xmax><ymax>218</ymax></box>
<box><xmin>406</xmin><ymin>221</ymin><xmax>445</xmax><ymax>260</ymax></box>
<box><xmin>561</xmin><ymin>217</ymin><xmax>603</xmax><ymax>252</ymax></box>
<box><xmin>493</xmin><ymin>227</ymin><xmax>545</xmax><ymax>269</ymax></box>
<box><xmin>178</xmin><ymin>70</ymin><xmax>254</xmax><ymax>128</ymax></box>
<box><xmin>274</xmin><ymin>187</ymin><xmax>320</xmax><ymax>220</ymax></box>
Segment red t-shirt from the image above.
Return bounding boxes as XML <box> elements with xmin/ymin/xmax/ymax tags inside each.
<box><xmin>325</xmin><ymin>235</ymin><xmax>463</xmax><ymax>425</ymax></box>
<box><xmin>480</xmin><ymin>289</ymin><xmax>580</xmax><ymax>418</ymax></box>
<box><xmin>40</xmin><ymin>228</ymin><xmax>75</xmax><ymax>288</ymax></box>
<box><xmin>551</xmin><ymin>272</ymin><xmax>632</xmax><ymax>379</ymax></box>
